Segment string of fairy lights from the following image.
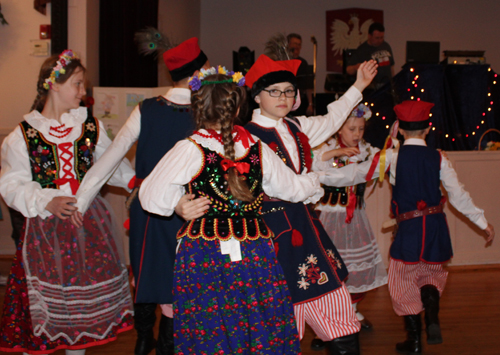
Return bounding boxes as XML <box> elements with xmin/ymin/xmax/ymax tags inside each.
<box><xmin>363</xmin><ymin>66</ymin><xmax>497</xmax><ymax>146</ymax></box>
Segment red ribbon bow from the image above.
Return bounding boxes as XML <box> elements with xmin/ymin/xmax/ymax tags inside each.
<box><xmin>220</xmin><ymin>159</ymin><xmax>250</xmax><ymax>174</ymax></box>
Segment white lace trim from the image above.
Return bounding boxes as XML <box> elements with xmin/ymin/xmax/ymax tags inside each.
<box><xmin>32</xmin><ymin>309</ymin><xmax>134</xmax><ymax>344</ymax></box>
<box><xmin>190</xmin><ymin>129</ymin><xmax>259</xmax><ymax>158</ymax></box>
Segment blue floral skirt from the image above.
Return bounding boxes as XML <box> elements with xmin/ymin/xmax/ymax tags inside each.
<box><xmin>173</xmin><ymin>237</ymin><xmax>301</xmax><ymax>355</ymax></box>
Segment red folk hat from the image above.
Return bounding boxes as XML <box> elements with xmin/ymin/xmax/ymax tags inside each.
<box><xmin>163</xmin><ymin>37</ymin><xmax>208</xmax><ymax>81</ymax></box>
<box><xmin>394</xmin><ymin>100</ymin><xmax>435</xmax><ymax>130</ymax></box>
<box><xmin>245</xmin><ymin>54</ymin><xmax>301</xmax><ymax>98</ymax></box>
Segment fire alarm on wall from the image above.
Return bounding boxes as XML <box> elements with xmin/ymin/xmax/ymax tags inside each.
<box><xmin>40</xmin><ymin>24</ymin><xmax>51</xmax><ymax>39</ymax></box>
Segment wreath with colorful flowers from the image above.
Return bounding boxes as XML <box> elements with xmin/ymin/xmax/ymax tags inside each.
<box><xmin>43</xmin><ymin>49</ymin><xmax>78</xmax><ymax>90</ymax></box>
<box><xmin>350</xmin><ymin>103</ymin><xmax>372</xmax><ymax>121</ymax></box>
<box><xmin>188</xmin><ymin>65</ymin><xmax>245</xmax><ymax>91</ymax></box>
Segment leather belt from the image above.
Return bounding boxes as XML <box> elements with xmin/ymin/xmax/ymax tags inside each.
<box><xmin>396</xmin><ymin>204</ymin><xmax>443</xmax><ymax>223</ymax></box>
<box><xmin>263</xmin><ymin>194</ymin><xmax>280</xmax><ymax>202</ymax></box>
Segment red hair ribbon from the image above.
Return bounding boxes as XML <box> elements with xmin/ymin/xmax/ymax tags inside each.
<box><xmin>221</xmin><ymin>159</ymin><xmax>250</xmax><ymax>174</ymax></box>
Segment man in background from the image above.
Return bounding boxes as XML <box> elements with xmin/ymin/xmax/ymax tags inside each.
<box><xmin>346</xmin><ymin>23</ymin><xmax>394</xmax><ymax>89</ymax></box>
<box><xmin>288</xmin><ymin>33</ymin><xmax>314</xmax><ymax>115</ymax></box>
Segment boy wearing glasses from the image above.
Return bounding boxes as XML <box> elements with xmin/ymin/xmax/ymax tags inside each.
<box><xmin>245</xmin><ymin>54</ymin><xmax>377</xmax><ymax>355</ymax></box>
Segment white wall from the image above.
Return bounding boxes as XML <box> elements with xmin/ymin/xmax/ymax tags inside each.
<box><xmin>0</xmin><ymin>1</ymin><xmax>52</xmax><ymax>133</ymax></box>
<box><xmin>158</xmin><ymin>0</ymin><xmax>201</xmax><ymax>86</ymax></box>
<box><xmin>200</xmin><ymin>0</ymin><xmax>500</xmax><ymax>93</ymax></box>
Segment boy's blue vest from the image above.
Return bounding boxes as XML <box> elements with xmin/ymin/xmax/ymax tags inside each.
<box><xmin>391</xmin><ymin>145</ymin><xmax>453</xmax><ymax>263</ymax></box>
<box><xmin>130</xmin><ymin>96</ymin><xmax>195</xmax><ymax>304</ymax></box>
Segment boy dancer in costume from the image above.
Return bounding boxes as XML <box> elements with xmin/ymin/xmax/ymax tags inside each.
<box><xmin>72</xmin><ymin>38</ymin><xmax>210</xmax><ymax>355</ymax></box>
<box><xmin>244</xmin><ymin>54</ymin><xmax>377</xmax><ymax>354</ymax></box>
<box><xmin>388</xmin><ymin>100</ymin><xmax>494</xmax><ymax>354</ymax></box>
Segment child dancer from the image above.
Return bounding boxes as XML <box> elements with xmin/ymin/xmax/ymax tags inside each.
<box><xmin>388</xmin><ymin>100</ymin><xmax>494</xmax><ymax>353</ymax></box>
<box><xmin>72</xmin><ymin>37</ymin><xmax>210</xmax><ymax>355</ymax></box>
<box><xmin>139</xmin><ymin>67</ymin><xmax>324</xmax><ymax>354</ymax></box>
<box><xmin>311</xmin><ymin>104</ymin><xmax>388</xmax><ymax>350</ymax></box>
<box><xmin>244</xmin><ymin>54</ymin><xmax>377</xmax><ymax>354</ymax></box>
<box><xmin>0</xmin><ymin>50</ymin><xmax>134</xmax><ymax>354</ymax></box>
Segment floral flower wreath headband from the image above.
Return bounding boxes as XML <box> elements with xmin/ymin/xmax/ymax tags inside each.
<box><xmin>43</xmin><ymin>49</ymin><xmax>78</xmax><ymax>90</ymax></box>
<box><xmin>350</xmin><ymin>103</ymin><xmax>372</xmax><ymax>121</ymax></box>
<box><xmin>188</xmin><ymin>65</ymin><xmax>245</xmax><ymax>91</ymax></box>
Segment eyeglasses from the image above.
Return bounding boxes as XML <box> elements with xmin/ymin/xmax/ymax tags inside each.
<box><xmin>261</xmin><ymin>89</ymin><xmax>296</xmax><ymax>98</ymax></box>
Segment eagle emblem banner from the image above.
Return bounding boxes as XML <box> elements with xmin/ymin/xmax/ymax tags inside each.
<box><xmin>326</xmin><ymin>8</ymin><xmax>384</xmax><ymax>73</ymax></box>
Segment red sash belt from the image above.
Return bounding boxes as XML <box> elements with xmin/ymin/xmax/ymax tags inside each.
<box><xmin>396</xmin><ymin>204</ymin><xmax>443</xmax><ymax>223</ymax></box>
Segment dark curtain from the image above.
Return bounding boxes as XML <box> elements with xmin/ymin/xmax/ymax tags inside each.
<box><xmin>51</xmin><ymin>0</ymin><xmax>67</xmax><ymax>55</ymax></box>
<box><xmin>363</xmin><ymin>63</ymin><xmax>500</xmax><ymax>150</ymax></box>
<box><xmin>99</xmin><ymin>0</ymin><xmax>158</xmax><ymax>87</ymax></box>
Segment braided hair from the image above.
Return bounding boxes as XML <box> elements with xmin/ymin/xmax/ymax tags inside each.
<box><xmin>31</xmin><ymin>53</ymin><xmax>86</xmax><ymax>112</ymax></box>
<box><xmin>191</xmin><ymin>74</ymin><xmax>254</xmax><ymax>202</ymax></box>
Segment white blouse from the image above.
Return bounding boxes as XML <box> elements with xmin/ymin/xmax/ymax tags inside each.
<box><xmin>0</xmin><ymin>107</ymin><xmax>134</xmax><ymax>219</ymax></box>
<box><xmin>139</xmin><ymin>130</ymin><xmax>324</xmax><ymax>217</ymax></box>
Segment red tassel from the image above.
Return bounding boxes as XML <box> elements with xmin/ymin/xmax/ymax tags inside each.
<box><xmin>291</xmin><ymin>229</ymin><xmax>303</xmax><ymax>247</ymax></box>
<box><xmin>128</xmin><ymin>176</ymin><xmax>136</xmax><ymax>190</ymax></box>
<box><xmin>274</xmin><ymin>242</ymin><xmax>279</xmax><ymax>256</ymax></box>
<box><xmin>345</xmin><ymin>186</ymin><xmax>357</xmax><ymax>224</ymax></box>
<box><xmin>123</xmin><ymin>218</ymin><xmax>130</xmax><ymax>230</ymax></box>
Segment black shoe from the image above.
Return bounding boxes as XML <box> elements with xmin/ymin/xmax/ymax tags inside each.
<box><xmin>396</xmin><ymin>315</ymin><xmax>422</xmax><ymax>354</ymax></box>
<box><xmin>311</xmin><ymin>337</ymin><xmax>327</xmax><ymax>351</ymax></box>
<box><xmin>134</xmin><ymin>303</ymin><xmax>157</xmax><ymax>355</ymax></box>
<box><xmin>329</xmin><ymin>332</ymin><xmax>360</xmax><ymax>355</ymax></box>
<box><xmin>359</xmin><ymin>317</ymin><xmax>373</xmax><ymax>330</ymax></box>
<box><xmin>421</xmin><ymin>285</ymin><xmax>443</xmax><ymax>345</ymax></box>
<box><xmin>156</xmin><ymin>315</ymin><xmax>175</xmax><ymax>355</ymax></box>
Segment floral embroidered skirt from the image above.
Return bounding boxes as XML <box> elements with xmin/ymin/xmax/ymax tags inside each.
<box><xmin>174</xmin><ymin>237</ymin><xmax>301</xmax><ymax>355</ymax></box>
<box><xmin>0</xmin><ymin>196</ymin><xmax>134</xmax><ymax>354</ymax></box>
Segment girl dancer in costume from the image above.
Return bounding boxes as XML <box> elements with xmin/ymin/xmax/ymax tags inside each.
<box><xmin>313</xmin><ymin>103</ymin><xmax>388</xmax><ymax>334</ymax></box>
<box><xmin>139</xmin><ymin>67</ymin><xmax>324</xmax><ymax>354</ymax></box>
<box><xmin>0</xmin><ymin>50</ymin><xmax>134</xmax><ymax>354</ymax></box>
<box><xmin>244</xmin><ymin>54</ymin><xmax>377</xmax><ymax>355</ymax></box>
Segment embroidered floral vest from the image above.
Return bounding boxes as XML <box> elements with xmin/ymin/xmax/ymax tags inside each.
<box><xmin>176</xmin><ymin>139</ymin><xmax>273</xmax><ymax>242</ymax></box>
<box><xmin>19</xmin><ymin>113</ymin><xmax>99</xmax><ymax>189</ymax></box>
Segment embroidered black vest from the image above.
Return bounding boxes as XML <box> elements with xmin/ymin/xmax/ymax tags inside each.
<box><xmin>19</xmin><ymin>113</ymin><xmax>99</xmax><ymax>189</ymax></box>
<box><xmin>246</xmin><ymin>117</ymin><xmax>312</xmax><ymax>174</ymax></box>
<box><xmin>176</xmin><ymin>139</ymin><xmax>272</xmax><ymax>242</ymax></box>
<box><xmin>319</xmin><ymin>183</ymin><xmax>366</xmax><ymax>209</ymax></box>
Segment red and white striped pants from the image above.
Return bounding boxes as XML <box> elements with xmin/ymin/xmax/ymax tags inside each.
<box><xmin>388</xmin><ymin>258</ymin><xmax>448</xmax><ymax>316</ymax></box>
<box><xmin>294</xmin><ymin>283</ymin><xmax>361</xmax><ymax>341</ymax></box>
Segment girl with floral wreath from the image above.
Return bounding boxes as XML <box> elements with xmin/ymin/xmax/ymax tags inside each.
<box><xmin>309</xmin><ymin>103</ymin><xmax>389</xmax><ymax>350</ymax></box>
<box><xmin>0</xmin><ymin>50</ymin><xmax>134</xmax><ymax>354</ymax></box>
<box><xmin>139</xmin><ymin>67</ymin><xmax>325</xmax><ymax>354</ymax></box>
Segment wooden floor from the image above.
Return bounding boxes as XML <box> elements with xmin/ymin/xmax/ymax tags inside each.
<box><xmin>0</xmin><ymin>258</ymin><xmax>499</xmax><ymax>354</ymax></box>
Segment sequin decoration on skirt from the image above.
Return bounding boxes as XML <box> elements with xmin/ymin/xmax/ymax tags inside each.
<box><xmin>0</xmin><ymin>196</ymin><xmax>134</xmax><ymax>354</ymax></box>
<box><xmin>173</xmin><ymin>237</ymin><xmax>301</xmax><ymax>355</ymax></box>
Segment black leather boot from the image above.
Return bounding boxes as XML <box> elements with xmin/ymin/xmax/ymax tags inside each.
<box><xmin>156</xmin><ymin>315</ymin><xmax>174</xmax><ymax>355</ymax></box>
<box><xmin>396</xmin><ymin>315</ymin><xmax>422</xmax><ymax>354</ymax></box>
<box><xmin>421</xmin><ymin>284</ymin><xmax>443</xmax><ymax>344</ymax></box>
<box><xmin>134</xmin><ymin>303</ymin><xmax>157</xmax><ymax>355</ymax></box>
<box><xmin>329</xmin><ymin>332</ymin><xmax>360</xmax><ymax>355</ymax></box>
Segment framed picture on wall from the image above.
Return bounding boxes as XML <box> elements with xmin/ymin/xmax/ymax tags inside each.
<box><xmin>326</xmin><ymin>8</ymin><xmax>383</xmax><ymax>73</ymax></box>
